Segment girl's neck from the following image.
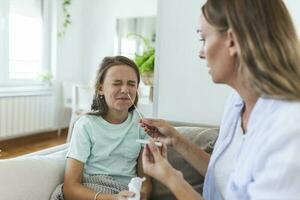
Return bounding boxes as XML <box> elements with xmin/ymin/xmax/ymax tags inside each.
<box><xmin>104</xmin><ymin>110</ymin><xmax>129</xmax><ymax>124</ymax></box>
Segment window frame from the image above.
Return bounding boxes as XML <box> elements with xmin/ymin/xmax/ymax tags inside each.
<box><xmin>0</xmin><ymin>0</ymin><xmax>52</xmax><ymax>87</ymax></box>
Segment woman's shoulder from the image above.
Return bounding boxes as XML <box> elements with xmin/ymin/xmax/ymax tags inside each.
<box><xmin>255</xmin><ymin>98</ymin><xmax>300</xmax><ymax>139</ymax></box>
<box><xmin>260</xmin><ymin>98</ymin><xmax>300</xmax><ymax>121</ymax></box>
<box><xmin>272</xmin><ymin>100</ymin><xmax>300</xmax><ymax>127</ymax></box>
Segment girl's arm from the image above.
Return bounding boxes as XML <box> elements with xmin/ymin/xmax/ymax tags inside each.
<box><xmin>63</xmin><ymin>158</ymin><xmax>97</xmax><ymax>200</ymax></box>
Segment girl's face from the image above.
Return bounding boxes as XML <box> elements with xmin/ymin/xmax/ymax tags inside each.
<box><xmin>198</xmin><ymin>14</ymin><xmax>238</xmax><ymax>85</ymax></box>
<box><xmin>99</xmin><ymin>65</ymin><xmax>138</xmax><ymax>114</ymax></box>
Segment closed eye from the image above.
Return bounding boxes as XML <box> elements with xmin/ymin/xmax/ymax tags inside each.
<box><xmin>128</xmin><ymin>80</ymin><xmax>137</xmax><ymax>86</ymax></box>
<box><xmin>112</xmin><ymin>80</ymin><xmax>122</xmax><ymax>85</ymax></box>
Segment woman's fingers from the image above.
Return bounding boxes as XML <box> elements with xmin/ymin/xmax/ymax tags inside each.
<box><xmin>140</xmin><ymin>119</ymin><xmax>162</xmax><ymax>130</ymax></box>
<box><xmin>147</xmin><ymin>139</ymin><xmax>163</xmax><ymax>162</ymax></box>
<box><xmin>140</xmin><ymin>118</ymin><xmax>159</xmax><ymax>126</ymax></box>
<box><xmin>161</xmin><ymin>142</ymin><xmax>168</xmax><ymax>158</ymax></box>
<box><xmin>143</xmin><ymin>144</ymin><xmax>153</xmax><ymax>163</ymax></box>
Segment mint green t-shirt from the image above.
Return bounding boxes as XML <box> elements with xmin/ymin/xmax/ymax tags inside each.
<box><xmin>67</xmin><ymin>111</ymin><xmax>149</xmax><ymax>185</ymax></box>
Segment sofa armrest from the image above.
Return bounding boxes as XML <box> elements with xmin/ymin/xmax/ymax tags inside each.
<box><xmin>20</xmin><ymin>143</ymin><xmax>70</xmax><ymax>157</ymax></box>
<box><xmin>168</xmin><ymin>120</ymin><xmax>218</xmax><ymax>129</ymax></box>
<box><xmin>0</xmin><ymin>144</ymin><xmax>68</xmax><ymax>200</ymax></box>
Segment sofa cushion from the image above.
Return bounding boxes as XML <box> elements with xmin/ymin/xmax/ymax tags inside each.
<box><xmin>0</xmin><ymin>148</ymin><xmax>67</xmax><ymax>200</ymax></box>
<box><xmin>150</xmin><ymin>126</ymin><xmax>219</xmax><ymax>200</ymax></box>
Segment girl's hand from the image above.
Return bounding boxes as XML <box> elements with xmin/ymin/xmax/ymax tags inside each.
<box><xmin>115</xmin><ymin>190</ymin><xmax>135</xmax><ymax>200</ymax></box>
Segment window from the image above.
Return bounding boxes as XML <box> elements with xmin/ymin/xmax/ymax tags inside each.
<box><xmin>0</xmin><ymin>0</ymin><xmax>50</xmax><ymax>86</ymax></box>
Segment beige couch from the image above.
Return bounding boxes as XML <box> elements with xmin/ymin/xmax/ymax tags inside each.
<box><xmin>0</xmin><ymin>121</ymin><xmax>218</xmax><ymax>200</ymax></box>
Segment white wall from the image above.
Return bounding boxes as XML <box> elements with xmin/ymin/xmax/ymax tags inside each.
<box><xmin>56</xmin><ymin>0</ymin><xmax>85</xmax><ymax>83</ymax></box>
<box><xmin>154</xmin><ymin>0</ymin><xmax>231</xmax><ymax>125</ymax></box>
<box><xmin>53</xmin><ymin>0</ymin><xmax>86</xmax><ymax>128</ymax></box>
<box><xmin>285</xmin><ymin>0</ymin><xmax>300</xmax><ymax>37</ymax></box>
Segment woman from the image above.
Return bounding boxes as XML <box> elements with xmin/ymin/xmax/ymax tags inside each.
<box><xmin>140</xmin><ymin>0</ymin><xmax>300</xmax><ymax>199</ymax></box>
<box><xmin>61</xmin><ymin>56</ymin><xmax>151</xmax><ymax>200</ymax></box>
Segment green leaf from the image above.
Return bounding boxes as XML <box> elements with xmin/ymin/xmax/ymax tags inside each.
<box><xmin>134</xmin><ymin>49</ymin><xmax>154</xmax><ymax>67</ymax></box>
<box><xmin>140</xmin><ymin>54</ymin><xmax>155</xmax><ymax>73</ymax></box>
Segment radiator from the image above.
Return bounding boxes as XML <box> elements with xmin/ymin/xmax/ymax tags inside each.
<box><xmin>0</xmin><ymin>94</ymin><xmax>55</xmax><ymax>140</ymax></box>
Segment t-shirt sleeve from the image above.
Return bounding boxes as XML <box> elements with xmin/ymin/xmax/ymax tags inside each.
<box><xmin>67</xmin><ymin>117</ymin><xmax>92</xmax><ymax>163</ymax></box>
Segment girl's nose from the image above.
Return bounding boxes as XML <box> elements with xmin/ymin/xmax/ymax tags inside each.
<box><xmin>199</xmin><ymin>49</ymin><xmax>205</xmax><ymax>59</ymax></box>
<box><xmin>121</xmin><ymin>87</ymin><xmax>129</xmax><ymax>94</ymax></box>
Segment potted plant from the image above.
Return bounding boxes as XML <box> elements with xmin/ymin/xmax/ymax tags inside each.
<box><xmin>38</xmin><ymin>70</ymin><xmax>53</xmax><ymax>86</ymax></box>
<box><xmin>127</xmin><ymin>33</ymin><xmax>155</xmax><ymax>86</ymax></box>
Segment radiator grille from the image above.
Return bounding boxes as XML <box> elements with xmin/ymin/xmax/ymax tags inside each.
<box><xmin>0</xmin><ymin>95</ymin><xmax>54</xmax><ymax>139</ymax></box>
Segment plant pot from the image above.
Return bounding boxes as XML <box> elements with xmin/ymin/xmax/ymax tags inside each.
<box><xmin>141</xmin><ymin>72</ymin><xmax>154</xmax><ymax>86</ymax></box>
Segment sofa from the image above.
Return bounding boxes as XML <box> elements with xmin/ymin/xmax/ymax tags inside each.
<box><xmin>0</xmin><ymin>121</ymin><xmax>218</xmax><ymax>200</ymax></box>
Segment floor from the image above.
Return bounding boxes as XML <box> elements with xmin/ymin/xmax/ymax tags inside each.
<box><xmin>0</xmin><ymin>128</ymin><xmax>68</xmax><ymax>159</ymax></box>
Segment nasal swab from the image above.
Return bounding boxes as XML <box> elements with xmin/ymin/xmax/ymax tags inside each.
<box><xmin>127</xmin><ymin>93</ymin><xmax>144</xmax><ymax>120</ymax></box>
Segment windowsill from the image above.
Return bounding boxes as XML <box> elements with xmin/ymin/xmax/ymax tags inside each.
<box><xmin>0</xmin><ymin>85</ymin><xmax>54</xmax><ymax>97</ymax></box>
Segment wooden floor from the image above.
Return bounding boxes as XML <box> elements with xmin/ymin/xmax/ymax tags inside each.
<box><xmin>0</xmin><ymin>129</ymin><xmax>68</xmax><ymax>159</ymax></box>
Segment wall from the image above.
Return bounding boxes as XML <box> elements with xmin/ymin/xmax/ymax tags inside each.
<box><xmin>285</xmin><ymin>0</ymin><xmax>300</xmax><ymax>37</ymax></box>
<box><xmin>56</xmin><ymin>0</ymin><xmax>85</xmax><ymax>83</ymax></box>
<box><xmin>53</xmin><ymin>0</ymin><xmax>86</xmax><ymax>128</ymax></box>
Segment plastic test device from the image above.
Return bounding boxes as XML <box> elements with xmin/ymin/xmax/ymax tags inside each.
<box><xmin>136</xmin><ymin>139</ymin><xmax>162</xmax><ymax>147</ymax></box>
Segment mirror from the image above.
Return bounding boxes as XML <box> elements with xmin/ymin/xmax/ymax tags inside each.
<box><xmin>114</xmin><ymin>16</ymin><xmax>156</xmax><ymax>58</ymax></box>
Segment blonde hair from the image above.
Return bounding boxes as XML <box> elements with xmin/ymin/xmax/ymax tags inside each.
<box><xmin>202</xmin><ymin>0</ymin><xmax>300</xmax><ymax>100</ymax></box>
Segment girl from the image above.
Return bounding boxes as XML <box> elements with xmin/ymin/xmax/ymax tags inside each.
<box><xmin>62</xmin><ymin>56</ymin><xmax>151</xmax><ymax>200</ymax></box>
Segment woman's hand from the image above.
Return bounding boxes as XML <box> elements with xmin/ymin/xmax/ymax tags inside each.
<box><xmin>139</xmin><ymin>119</ymin><xmax>179</xmax><ymax>146</ymax></box>
<box><xmin>142</xmin><ymin>139</ymin><xmax>182</xmax><ymax>186</ymax></box>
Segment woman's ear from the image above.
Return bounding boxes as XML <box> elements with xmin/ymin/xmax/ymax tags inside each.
<box><xmin>227</xmin><ymin>28</ymin><xmax>239</xmax><ymax>56</ymax></box>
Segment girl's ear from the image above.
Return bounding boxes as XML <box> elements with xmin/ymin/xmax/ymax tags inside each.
<box><xmin>227</xmin><ymin>28</ymin><xmax>239</xmax><ymax>57</ymax></box>
<box><xmin>98</xmin><ymin>84</ymin><xmax>104</xmax><ymax>95</ymax></box>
